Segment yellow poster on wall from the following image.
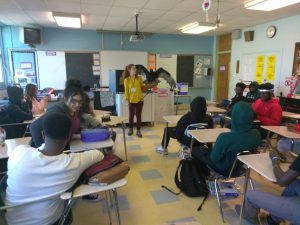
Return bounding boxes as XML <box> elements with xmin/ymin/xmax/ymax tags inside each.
<box><xmin>266</xmin><ymin>55</ymin><xmax>276</xmax><ymax>81</ymax></box>
<box><xmin>255</xmin><ymin>55</ymin><xmax>265</xmax><ymax>84</ymax></box>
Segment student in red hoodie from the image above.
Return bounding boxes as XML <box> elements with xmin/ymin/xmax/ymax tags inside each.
<box><xmin>252</xmin><ymin>83</ymin><xmax>282</xmax><ymax>138</ymax></box>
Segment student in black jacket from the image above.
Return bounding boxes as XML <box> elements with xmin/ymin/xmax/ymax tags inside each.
<box><xmin>226</xmin><ymin>82</ymin><xmax>248</xmax><ymax>116</ymax></box>
<box><xmin>4</xmin><ymin>86</ymin><xmax>33</xmax><ymax>139</ymax></box>
<box><xmin>156</xmin><ymin>96</ymin><xmax>213</xmax><ymax>154</ymax></box>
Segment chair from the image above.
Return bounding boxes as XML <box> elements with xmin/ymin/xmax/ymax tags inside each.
<box><xmin>178</xmin><ymin>123</ymin><xmax>208</xmax><ymax>159</ymax></box>
<box><xmin>210</xmin><ymin>150</ymin><xmax>258</xmax><ymax>223</ymax></box>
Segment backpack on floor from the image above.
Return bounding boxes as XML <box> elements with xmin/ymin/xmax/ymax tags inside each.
<box><xmin>175</xmin><ymin>157</ymin><xmax>209</xmax><ymax>197</ymax></box>
<box><xmin>171</xmin><ymin>157</ymin><xmax>209</xmax><ymax>211</ymax></box>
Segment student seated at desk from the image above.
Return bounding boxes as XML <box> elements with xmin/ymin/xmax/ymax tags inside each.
<box><xmin>192</xmin><ymin>102</ymin><xmax>261</xmax><ymax>176</ymax></box>
<box><xmin>252</xmin><ymin>83</ymin><xmax>282</xmax><ymax>138</ymax></box>
<box><xmin>246</xmin><ymin>81</ymin><xmax>260</xmax><ymax>103</ymax></box>
<box><xmin>237</xmin><ymin>150</ymin><xmax>300</xmax><ymax>225</ymax></box>
<box><xmin>25</xmin><ymin>83</ymin><xmax>49</xmax><ymax>114</ymax></box>
<box><xmin>6</xmin><ymin>112</ymin><xmax>104</xmax><ymax>225</ymax></box>
<box><xmin>4</xmin><ymin>86</ymin><xmax>33</xmax><ymax>139</ymax></box>
<box><xmin>156</xmin><ymin>96</ymin><xmax>213</xmax><ymax>154</ymax></box>
<box><xmin>226</xmin><ymin>82</ymin><xmax>248</xmax><ymax>116</ymax></box>
<box><xmin>30</xmin><ymin>79</ymin><xmax>83</xmax><ymax>148</ymax></box>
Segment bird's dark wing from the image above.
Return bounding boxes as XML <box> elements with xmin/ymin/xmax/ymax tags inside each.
<box><xmin>135</xmin><ymin>64</ymin><xmax>149</xmax><ymax>80</ymax></box>
<box><xmin>156</xmin><ymin>68</ymin><xmax>177</xmax><ymax>89</ymax></box>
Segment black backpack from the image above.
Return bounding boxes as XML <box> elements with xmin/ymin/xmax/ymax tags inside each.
<box><xmin>175</xmin><ymin>157</ymin><xmax>209</xmax><ymax>197</ymax></box>
<box><xmin>162</xmin><ymin>157</ymin><xmax>209</xmax><ymax>211</ymax></box>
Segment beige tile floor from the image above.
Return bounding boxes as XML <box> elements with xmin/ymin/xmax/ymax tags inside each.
<box><xmin>72</xmin><ymin>123</ymin><xmax>284</xmax><ymax>225</ymax></box>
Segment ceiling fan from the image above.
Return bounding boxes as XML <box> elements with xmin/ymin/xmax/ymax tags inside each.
<box><xmin>129</xmin><ymin>13</ymin><xmax>144</xmax><ymax>42</ymax></box>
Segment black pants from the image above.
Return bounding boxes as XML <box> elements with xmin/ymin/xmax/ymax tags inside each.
<box><xmin>191</xmin><ymin>148</ymin><xmax>228</xmax><ymax>177</ymax></box>
<box><xmin>161</xmin><ymin>127</ymin><xmax>177</xmax><ymax>148</ymax></box>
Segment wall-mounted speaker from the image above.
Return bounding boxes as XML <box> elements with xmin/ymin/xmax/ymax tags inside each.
<box><xmin>232</xmin><ymin>29</ymin><xmax>241</xmax><ymax>40</ymax></box>
<box><xmin>244</xmin><ymin>31</ymin><xmax>254</xmax><ymax>42</ymax></box>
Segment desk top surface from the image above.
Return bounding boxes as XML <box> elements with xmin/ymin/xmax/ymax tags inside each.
<box><xmin>93</xmin><ymin>110</ymin><xmax>112</xmax><ymax>115</ymax></box>
<box><xmin>261</xmin><ymin>126</ymin><xmax>300</xmax><ymax>139</ymax></box>
<box><xmin>162</xmin><ymin>115</ymin><xmax>183</xmax><ymax>124</ymax></box>
<box><xmin>282</xmin><ymin>111</ymin><xmax>300</xmax><ymax>120</ymax></box>
<box><xmin>98</xmin><ymin>116</ymin><xmax>127</xmax><ymax>126</ymax></box>
<box><xmin>238</xmin><ymin>153</ymin><xmax>290</xmax><ymax>182</ymax></box>
<box><xmin>60</xmin><ymin>178</ymin><xmax>127</xmax><ymax>199</ymax></box>
<box><xmin>0</xmin><ymin>135</ymin><xmax>114</xmax><ymax>158</ymax></box>
<box><xmin>207</xmin><ymin>106</ymin><xmax>226</xmax><ymax>113</ymax></box>
<box><xmin>188</xmin><ymin>128</ymin><xmax>230</xmax><ymax>143</ymax></box>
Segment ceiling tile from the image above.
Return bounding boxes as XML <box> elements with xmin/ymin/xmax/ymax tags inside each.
<box><xmin>109</xmin><ymin>6</ymin><xmax>140</xmax><ymax>17</ymax></box>
<box><xmin>172</xmin><ymin>0</ymin><xmax>202</xmax><ymax>12</ymax></box>
<box><xmin>81</xmin><ymin>3</ymin><xmax>111</xmax><ymax>15</ymax></box>
<box><xmin>104</xmin><ymin>16</ymin><xmax>132</xmax><ymax>27</ymax></box>
<box><xmin>138</xmin><ymin>8</ymin><xmax>166</xmax><ymax>20</ymax></box>
<box><xmin>81</xmin><ymin>0</ymin><xmax>114</xmax><ymax>6</ymax></box>
<box><xmin>83</xmin><ymin>15</ymin><xmax>106</xmax><ymax>25</ymax></box>
<box><xmin>113</xmin><ymin>0</ymin><xmax>148</xmax><ymax>8</ymax></box>
<box><xmin>158</xmin><ymin>11</ymin><xmax>191</xmax><ymax>21</ymax></box>
<box><xmin>46</xmin><ymin>0</ymin><xmax>80</xmax><ymax>13</ymax></box>
<box><xmin>143</xmin><ymin>0</ymin><xmax>184</xmax><ymax>10</ymax></box>
<box><xmin>25</xmin><ymin>11</ymin><xmax>55</xmax><ymax>23</ymax></box>
<box><xmin>13</xmin><ymin>0</ymin><xmax>48</xmax><ymax>11</ymax></box>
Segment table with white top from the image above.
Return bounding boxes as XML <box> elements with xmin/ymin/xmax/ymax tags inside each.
<box><xmin>61</xmin><ymin>178</ymin><xmax>127</xmax><ymax>225</ymax></box>
<box><xmin>261</xmin><ymin>126</ymin><xmax>300</xmax><ymax>151</ymax></box>
<box><xmin>99</xmin><ymin>116</ymin><xmax>128</xmax><ymax>160</ymax></box>
<box><xmin>188</xmin><ymin>128</ymin><xmax>230</xmax><ymax>151</ymax></box>
<box><xmin>69</xmin><ymin>135</ymin><xmax>114</xmax><ymax>153</ymax></box>
<box><xmin>207</xmin><ymin>106</ymin><xmax>227</xmax><ymax>114</ymax></box>
<box><xmin>282</xmin><ymin>111</ymin><xmax>300</xmax><ymax>120</ymax></box>
<box><xmin>0</xmin><ymin>137</ymin><xmax>31</xmax><ymax>159</ymax></box>
<box><xmin>93</xmin><ymin>109</ymin><xmax>112</xmax><ymax>116</ymax></box>
<box><xmin>162</xmin><ymin>115</ymin><xmax>183</xmax><ymax>155</ymax></box>
<box><xmin>237</xmin><ymin>153</ymin><xmax>290</xmax><ymax>225</ymax></box>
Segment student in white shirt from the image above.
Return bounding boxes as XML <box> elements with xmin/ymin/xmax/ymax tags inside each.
<box><xmin>5</xmin><ymin>112</ymin><xmax>104</xmax><ymax>225</ymax></box>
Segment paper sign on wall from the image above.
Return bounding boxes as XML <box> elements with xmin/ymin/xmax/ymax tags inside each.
<box><xmin>266</xmin><ymin>55</ymin><xmax>276</xmax><ymax>81</ymax></box>
<box><xmin>255</xmin><ymin>55</ymin><xmax>265</xmax><ymax>84</ymax></box>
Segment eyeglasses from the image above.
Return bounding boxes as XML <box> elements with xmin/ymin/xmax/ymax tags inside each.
<box><xmin>70</xmin><ymin>98</ymin><xmax>82</xmax><ymax>105</ymax></box>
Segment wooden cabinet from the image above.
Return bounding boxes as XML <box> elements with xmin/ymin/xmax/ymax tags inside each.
<box><xmin>293</xmin><ymin>42</ymin><xmax>300</xmax><ymax>75</ymax></box>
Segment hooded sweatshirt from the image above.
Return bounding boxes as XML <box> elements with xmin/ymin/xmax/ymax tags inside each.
<box><xmin>175</xmin><ymin>96</ymin><xmax>213</xmax><ymax>146</ymax></box>
<box><xmin>210</xmin><ymin>102</ymin><xmax>261</xmax><ymax>173</ymax></box>
<box><xmin>252</xmin><ymin>98</ymin><xmax>282</xmax><ymax>125</ymax></box>
<box><xmin>246</xmin><ymin>82</ymin><xmax>260</xmax><ymax>102</ymax></box>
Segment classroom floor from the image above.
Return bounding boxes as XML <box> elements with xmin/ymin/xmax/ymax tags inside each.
<box><xmin>72</xmin><ymin>123</ymin><xmax>284</xmax><ymax>225</ymax></box>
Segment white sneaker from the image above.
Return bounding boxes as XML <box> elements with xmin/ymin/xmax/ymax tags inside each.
<box><xmin>156</xmin><ymin>145</ymin><xmax>167</xmax><ymax>154</ymax></box>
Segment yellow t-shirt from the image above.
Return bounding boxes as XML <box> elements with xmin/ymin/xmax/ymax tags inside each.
<box><xmin>124</xmin><ymin>76</ymin><xmax>144</xmax><ymax>103</ymax></box>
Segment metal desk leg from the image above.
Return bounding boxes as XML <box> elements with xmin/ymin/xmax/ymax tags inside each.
<box><xmin>163</xmin><ymin>122</ymin><xmax>168</xmax><ymax>156</ymax></box>
<box><xmin>121</xmin><ymin>122</ymin><xmax>128</xmax><ymax>161</ymax></box>
<box><xmin>112</xmin><ymin>188</ymin><xmax>121</xmax><ymax>225</ymax></box>
<box><xmin>190</xmin><ymin>137</ymin><xmax>194</xmax><ymax>153</ymax></box>
<box><xmin>239</xmin><ymin>167</ymin><xmax>250</xmax><ymax>225</ymax></box>
<box><xmin>175</xmin><ymin>96</ymin><xmax>179</xmax><ymax>115</ymax></box>
<box><xmin>291</xmin><ymin>139</ymin><xmax>295</xmax><ymax>153</ymax></box>
<box><xmin>104</xmin><ymin>191</ymin><xmax>112</xmax><ymax>225</ymax></box>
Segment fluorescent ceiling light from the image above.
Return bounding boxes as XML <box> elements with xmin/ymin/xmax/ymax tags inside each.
<box><xmin>180</xmin><ymin>22</ymin><xmax>216</xmax><ymax>34</ymax></box>
<box><xmin>52</xmin><ymin>12</ymin><xmax>81</xmax><ymax>28</ymax></box>
<box><xmin>244</xmin><ymin>0</ymin><xmax>300</xmax><ymax>11</ymax></box>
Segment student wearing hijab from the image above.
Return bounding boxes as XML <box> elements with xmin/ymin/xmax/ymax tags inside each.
<box><xmin>156</xmin><ymin>96</ymin><xmax>213</xmax><ymax>154</ymax></box>
<box><xmin>192</xmin><ymin>102</ymin><xmax>261</xmax><ymax>176</ymax></box>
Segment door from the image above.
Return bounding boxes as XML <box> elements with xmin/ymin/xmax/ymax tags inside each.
<box><xmin>216</xmin><ymin>53</ymin><xmax>231</xmax><ymax>102</ymax></box>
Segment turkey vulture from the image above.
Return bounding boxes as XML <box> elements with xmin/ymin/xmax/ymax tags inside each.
<box><xmin>135</xmin><ymin>64</ymin><xmax>177</xmax><ymax>90</ymax></box>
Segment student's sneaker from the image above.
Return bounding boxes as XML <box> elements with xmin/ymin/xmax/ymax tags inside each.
<box><xmin>156</xmin><ymin>145</ymin><xmax>167</xmax><ymax>154</ymax></box>
<box><xmin>234</xmin><ymin>205</ymin><xmax>260</xmax><ymax>225</ymax></box>
<box><xmin>136</xmin><ymin>130</ymin><xmax>142</xmax><ymax>138</ymax></box>
<box><xmin>128</xmin><ymin>128</ymin><xmax>133</xmax><ymax>136</ymax></box>
<box><xmin>82</xmin><ymin>194</ymin><xmax>103</xmax><ymax>202</ymax></box>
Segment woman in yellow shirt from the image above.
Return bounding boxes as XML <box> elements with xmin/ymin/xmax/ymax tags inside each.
<box><xmin>121</xmin><ymin>64</ymin><xmax>151</xmax><ymax>138</ymax></box>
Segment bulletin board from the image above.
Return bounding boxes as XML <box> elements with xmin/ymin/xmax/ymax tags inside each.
<box><xmin>241</xmin><ymin>51</ymin><xmax>281</xmax><ymax>84</ymax></box>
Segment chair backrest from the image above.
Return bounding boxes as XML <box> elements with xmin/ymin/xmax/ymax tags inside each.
<box><xmin>184</xmin><ymin>123</ymin><xmax>208</xmax><ymax>138</ymax></box>
<box><xmin>0</xmin><ymin>175</ymin><xmax>7</xmax><ymax>207</ymax></box>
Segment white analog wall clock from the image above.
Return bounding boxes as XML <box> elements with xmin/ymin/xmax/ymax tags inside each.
<box><xmin>266</xmin><ymin>25</ymin><xmax>277</xmax><ymax>38</ymax></box>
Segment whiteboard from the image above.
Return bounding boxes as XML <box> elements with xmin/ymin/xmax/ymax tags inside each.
<box><xmin>156</xmin><ymin>54</ymin><xmax>177</xmax><ymax>82</ymax></box>
<box><xmin>100</xmin><ymin>50</ymin><xmax>148</xmax><ymax>86</ymax></box>
<box><xmin>37</xmin><ymin>51</ymin><xmax>67</xmax><ymax>90</ymax></box>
